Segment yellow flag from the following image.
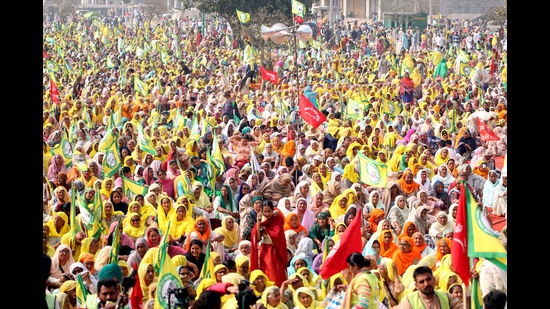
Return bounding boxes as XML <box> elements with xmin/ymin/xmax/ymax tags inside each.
<box><xmin>236</xmin><ymin>9</ymin><xmax>250</xmax><ymax>24</ymax></box>
<box><xmin>154</xmin><ymin>221</ymin><xmax>184</xmax><ymax>309</ymax></box>
<box><xmin>357</xmin><ymin>152</ymin><xmax>388</xmax><ymax>188</ymax></box>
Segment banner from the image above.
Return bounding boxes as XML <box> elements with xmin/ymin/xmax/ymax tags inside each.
<box><xmin>357</xmin><ymin>152</ymin><xmax>388</xmax><ymax>188</ymax></box>
<box><xmin>475</xmin><ymin>117</ymin><xmax>500</xmax><ymax>142</ymax></box>
<box><xmin>319</xmin><ymin>208</ymin><xmax>363</xmax><ymax>279</ymax></box>
<box><xmin>236</xmin><ymin>9</ymin><xmax>251</xmax><ymax>24</ymax></box>
<box><xmin>291</xmin><ymin>0</ymin><xmax>306</xmax><ymax>17</ymax></box>
<box><xmin>259</xmin><ymin>66</ymin><xmax>279</xmax><ymax>84</ymax></box>
<box><xmin>298</xmin><ymin>94</ymin><xmax>326</xmax><ymax>129</ymax></box>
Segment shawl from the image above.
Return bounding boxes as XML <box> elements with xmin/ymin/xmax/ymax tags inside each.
<box><xmin>127</xmin><ymin>237</ymin><xmax>149</xmax><ymax>269</ymax></box>
<box><xmin>123</xmin><ymin>213</ymin><xmax>147</xmax><ymax>239</ymax></box>
<box><xmin>435</xmin><ymin>238</ymin><xmax>453</xmax><ymax>262</ymax></box>
<box><xmin>250</xmin><ymin>210</ymin><xmax>288</xmax><ymax>285</ymax></box>
<box><xmin>169</xmin><ymin>204</ymin><xmax>195</xmax><ymax>239</ymax></box>
<box><xmin>261</xmin><ymin>286</ymin><xmax>286</xmax><ymax>309</ymax></box>
<box><xmin>411</xmin><ymin>231</ymin><xmax>428</xmax><ymax>256</ymax></box>
<box><xmin>283</xmin><ymin>213</ymin><xmax>308</xmax><ymax>235</ymax></box>
<box><xmin>391</xmin><ymin>236</ymin><xmax>422</xmax><ymax>275</ymax></box>
<box><xmin>108</xmin><ymin>221</ymin><xmax>136</xmax><ymax>249</ymax></box>
<box><xmin>328</xmin><ymin>193</ymin><xmax>350</xmax><ymax>219</ymax></box>
<box><xmin>322</xmin><ymin>181</ymin><xmax>342</xmax><ymax>206</ymax></box>
<box><xmin>368</xmin><ymin>208</ymin><xmax>386</xmax><ymax>232</ymax></box>
<box><xmin>214</xmin><ymin>216</ymin><xmax>240</xmax><ymax>249</ymax></box>
<box><xmin>261</xmin><ymin>174</ymin><xmax>294</xmax><ymax>197</ymax></box>
<box><xmin>378</xmin><ymin>229</ymin><xmax>398</xmax><ymax>258</ymax></box>
<box><xmin>397</xmin><ymin>170</ymin><xmax>421</xmax><ymax>194</ymax></box>
<box><xmin>342</xmin><ymin>162</ymin><xmax>359</xmax><ymax>184</ymax></box>
<box><xmin>293</xmin><ymin>198</ymin><xmax>316</xmax><ymax>233</ymax></box>
<box><xmin>184</xmin><ymin>217</ymin><xmax>211</xmax><ymax>251</ymax></box>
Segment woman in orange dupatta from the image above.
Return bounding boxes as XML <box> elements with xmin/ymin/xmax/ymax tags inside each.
<box><xmin>368</xmin><ymin>208</ymin><xmax>385</xmax><ymax>233</ymax></box>
<box><xmin>399</xmin><ymin>221</ymin><xmax>418</xmax><ymax>239</ymax></box>
<box><xmin>283</xmin><ymin>213</ymin><xmax>308</xmax><ymax>245</ymax></box>
<box><xmin>250</xmin><ymin>201</ymin><xmax>288</xmax><ymax>287</ymax></box>
<box><xmin>391</xmin><ymin>235</ymin><xmax>422</xmax><ymax>276</ymax></box>
<box><xmin>184</xmin><ymin>216</ymin><xmax>211</xmax><ymax>251</ymax></box>
<box><xmin>396</xmin><ymin>169</ymin><xmax>421</xmax><ymax>198</ymax></box>
<box><xmin>378</xmin><ymin>229</ymin><xmax>398</xmax><ymax>259</ymax></box>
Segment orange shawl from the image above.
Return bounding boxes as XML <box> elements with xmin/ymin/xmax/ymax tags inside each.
<box><xmin>378</xmin><ymin>229</ymin><xmax>398</xmax><ymax>258</ymax></box>
<box><xmin>411</xmin><ymin>231</ymin><xmax>427</xmax><ymax>256</ymax></box>
<box><xmin>184</xmin><ymin>217</ymin><xmax>211</xmax><ymax>251</ymax></box>
<box><xmin>399</xmin><ymin>221</ymin><xmax>419</xmax><ymax>238</ymax></box>
<box><xmin>435</xmin><ymin>238</ymin><xmax>453</xmax><ymax>262</ymax></box>
<box><xmin>369</xmin><ymin>208</ymin><xmax>386</xmax><ymax>232</ymax></box>
<box><xmin>397</xmin><ymin>170</ymin><xmax>421</xmax><ymax>194</ymax></box>
<box><xmin>392</xmin><ymin>236</ymin><xmax>422</xmax><ymax>275</ymax></box>
<box><xmin>283</xmin><ymin>213</ymin><xmax>308</xmax><ymax>235</ymax></box>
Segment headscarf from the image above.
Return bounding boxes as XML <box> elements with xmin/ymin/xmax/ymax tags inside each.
<box><xmin>172</xmin><ymin>255</ymin><xmax>187</xmax><ymax>267</ymax></box>
<box><xmin>195</xmin><ymin>278</ymin><xmax>216</xmax><ymax>300</ymax></box>
<box><xmin>260</xmin><ymin>174</ymin><xmax>294</xmax><ymax>199</ymax></box>
<box><xmin>283</xmin><ymin>213</ymin><xmax>308</xmax><ymax>236</ymax></box>
<box><xmin>235</xmin><ymin>254</ymin><xmax>251</xmax><ymax>277</ymax></box>
<box><xmin>59</xmin><ymin>280</ymin><xmax>77</xmax><ymax>293</ymax></box>
<box><xmin>293</xmin><ymin>286</ymin><xmax>320</xmax><ymax>309</ymax></box>
<box><xmin>322</xmin><ymin>181</ymin><xmax>342</xmax><ymax>206</ymax></box>
<box><xmin>261</xmin><ymin>285</ymin><xmax>285</xmax><ymax>309</ymax></box>
<box><xmin>284</xmin><ymin>230</ymin><xmax>298</xmax><ymax>255</ymax></box>
<box><xmin>391</xmin><ymin>235</ymin><xmax>422</xmax><ymax>275</ymax></box>
<box><xmin>250</xmin><ymin>269</ymin><xmax>275</xmax><ymax>297</ymax></box>
<box><xmin>369</xmin><ymin>208</ymin><xmax>386</xmax><ymax>232</ymax></box>
<box><xmin>397</xmin><ymin>169</ymin><xmax>421</xmax><ymax>194</ymax></box>
<box><xmin>435</xmin><ymin>238</ymin><xmax>453</xmax><ymax>262</ymax></box>
<box><xmin>214</xmin><ymin>215</ymin><xmax>239</xmax><ymax>249</ymax></box>
<box><xmin>378</xmin><ymin>229</ymin><xmax>399</xmax><ymax>258</ymax></box>
<box><xmin>184</xmin><ymin>217</ymin><xmax>211</xmax><ymax>251</ymax></box>
<box><xmin>328</xmin><ymin>194</ymin><xmax>349</xmax><ymax>219</ymax></box>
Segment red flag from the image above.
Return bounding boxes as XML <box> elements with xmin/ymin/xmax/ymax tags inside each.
<box><xmin>451</xmin><ymin>182</ymin><xmax>471</xmax><ymax>286</ymax></box>
<box><xmin>475</xmin><ymin>117</ymin><xmax>500</xmax><ymax>142</ymax></box>
<box><xmin>259</xmin><ymin>66</ymin><xmax>279</xmax><ymax>84</ymax></box>
<box><xmin>130</xmin><ymin>263</ymin><xmax>143</xmax><ymax>309</ymax></box>
<box><xmin>295</xmin><ymin>15</ymin><xmax>304</xmax><ymax>24</ymax></box>
<box><xmin>319</xmin><ymin>208</ymin><xmax>363</xmax><ymax>279</ymax></box>
<box><xmin>299</xmin><ymin>94</ymin><xmax>326</xmax><ymax>129</ymax></box>
<box><xmin>50</xmin><ymin>79</ymin><xmax>60</xmax><ymax>105</ymax></box>
<box><xmin>43</xmin><ymin>48</ymin><xmax>48</xmax><ymax>59</ymax></box>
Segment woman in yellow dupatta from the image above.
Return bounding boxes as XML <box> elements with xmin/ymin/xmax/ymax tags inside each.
<box><xmin>293</xmin><ymin>286</ymin><xmax>323</xmax><ymax>309</ymax></box>
<box><xmin>318</xmin><ymin>163</ymin><xmax>332</xmax><ymax>186</ymax></box>
<box><xmin>169</xmin><ymin>203</ymin><xmax>195</xmax><ymax>240</ymax></box>
<box><xmin>185</xmin><ymin>140</ymin><xmax>199</xmax><ymax>158</ymax></box>
<box><xmin>261</xmin><ymin>285</ymin><xmax>289</xmax><ymax>309</ymax></box>
<box><xmin>387</xmin><ymin>144</ymin><xmax>406</xmax><ymax>173</ymax></box>
<box><xmin>156</xmin><ymin>195</ymin><xmax>176</xmax><ymax>232</ymax></box>
<box><xmin>328</xmin><ymin>194</ymin><xmax>349</xmax><ymax>220</ymax></box>
<box><xmin>213</xmin><ymin>215</ymin><xmax>240</xmax><ymax>257</ymax></box>
<box><xmin>123</xmin><ymin>212</ymin><xmax>147</xmax><ymax>243</ymax></box>
<box><xmin>250</xmin><ymin>269</ymin><xmax>275</xmax><ymax>298</ymax></box>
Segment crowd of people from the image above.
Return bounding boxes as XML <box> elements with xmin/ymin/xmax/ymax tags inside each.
<box><xmin>42</xmin><ymin>9</ymin><xmax>507</xmax><ymax>309</ymax></box>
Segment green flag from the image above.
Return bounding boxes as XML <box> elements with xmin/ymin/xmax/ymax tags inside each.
<box><xmin>291</xmin><ymin>0</ymin><xmax>306</xmax><ymax>17</ymax></box>
<box><xmin>45</xmin><ymin>59</ymin><xmax>60</xmax><ymax>72</ymax></box>
<box><xmin>357</xmin><ymin>152</ymin><xmax>388</xmax><ymax>188</ymax></box>
<box><xmin>50</xmin><ymin>129</ymin><xmax>73</xmax><ymax>168</ymax></box>
<box><xmin>136</xmin><ymin>123</ymin><xmax>157</xmax><ymax>156</ymax></box>
<box><xmin>122</xmin><ymin>176</ymin><xmax>148</xmax><ymax>202</ymax></box>
<box><xmin>109</xmin><ymin>219</ymin><xmax>121</xmax><ymax>263</ymax></box>
<box><xmin>236</xmin><ymin>9</ymin><xmax>251</xmax><ymax>24</ymax></box>
<box><xmin>101</xmin><ymin>133</ymin><xmax>123</xmax><ymax>178</ymax></box>
<box><xmin>134</xmin><ymin>74</ymin><xmax>148</xmax><ymax>96</ymax></box>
